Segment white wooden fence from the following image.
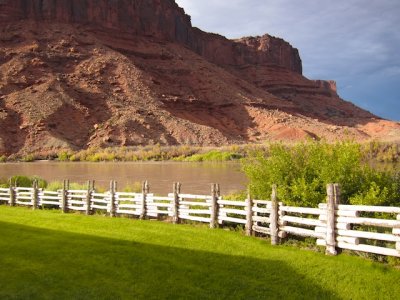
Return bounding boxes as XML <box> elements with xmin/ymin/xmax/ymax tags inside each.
<box><xmin>0</xmin><ymin>181</ymin><xmax>399</xmax><ymax>258</ymax></box>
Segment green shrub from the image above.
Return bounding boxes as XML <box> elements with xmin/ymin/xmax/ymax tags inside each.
<box><xmin>68</xmin><ymin>182</ymin><xmax>89</xmax><ymax>191</ymax></box>
<box><xmin>57</xmin><ymin>151</ymin><xmax>72</xmax><ymax>161</ymax></box>
<box><xmin>243</xmin><ymin>141</ymin><xmax>400</xmax><ymax>207</ymax></box>
<box><xmin>363</xmin><ymin>141</ymin><xmax>399</xmax><ymax>163</ymax></box>
<box><xmin>9</xmin><ymin>175</ymin><xmax>47</xmax><ymax>188</ymax></box>
<box><xmin>46</xmin><ymin>181</ymin><xmax>64</xmax><ymax>191</ymax></box>
<box><xmin>121</xmin><ymin>182</ymin><xmax>143</xmax><ymax>193</ymax></box>
<box><xmin>21</xmin><ymin>154</ymin><xmax>36</xmax><ymax>162</ymax></box>
<box><xmin>0</xmin><ymin>155</ymin><xmax>7</xmax><ymax>163</ymax></box>
<box><xmin>0</xmin><ymin>178</ymin><xmax>9</xmax><ymax>188</ymax></box>
<box><xmin>185</xmin><ymin>150</ymin><xmax>242</xmax><ymax>162</ymax></box>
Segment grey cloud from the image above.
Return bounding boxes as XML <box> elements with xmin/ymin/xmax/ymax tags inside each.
<box><xmin>176</xmin><ymin>0</ymin><xmax>400</xmax><ymax>120</ymax></box>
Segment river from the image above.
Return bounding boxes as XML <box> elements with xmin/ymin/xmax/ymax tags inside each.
<box><xmin>0</xmin><ymin>161</ymin><xmax>247</xmax><ymax>195</ymax></box>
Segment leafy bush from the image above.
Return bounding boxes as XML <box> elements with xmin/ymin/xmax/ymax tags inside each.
<box><xmin>57</xmin><ymin>151</ymin><xmax>72</xmax><ymax>161</ymax></box>
<box><xmin>243</xmin><ymin>142</ymin><xmax>400</xmax><ymax>207</ymax></box>
<box><xmin>184</xmin><ymin>150</ymin><xmax>243</xmax><ymax>162</ymax></box>
<box><xmin>21</xmin><ymin>154</ymin><xmax>36</xmax><ymax>162</ymax></box>
<box><xmin>9</xmin><ymin>175</ymin><xmax>47</xmax><ymax>188</ymax></box>
<box><xmin>121</xmin><ymin>182</ymin><xmax>143</xmax><ymax>193</ymax></box>
<box><xmin>46</xmin><ymin>181</ymin><xmax>108</xmax><ymax>193</ymax></box>
<box><xmin>363</xmin><ymin>141</ymin><xmax>399</xmax><ymax>163</ymax></box>
<box><xmin>46</xmin><ymin>181</ymin><xmax>64</xmax><ymax>191</ymax></box>
<box><xmin>0</xmin><ymin>178</ymin><xmax>9</xmax><ymax>188</ymax></box>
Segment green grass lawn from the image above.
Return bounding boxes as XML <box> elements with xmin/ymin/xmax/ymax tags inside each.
<box><xmin>0</xmin><ymin>206</ymin><xmax>399</xmax><ymax>299</ymax></box>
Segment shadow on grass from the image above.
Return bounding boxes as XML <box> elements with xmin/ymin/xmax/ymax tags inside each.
<box><xmin>0</xmin><ymin>221</ymin><xmax>339</xmax><ymax>300</ymax></box>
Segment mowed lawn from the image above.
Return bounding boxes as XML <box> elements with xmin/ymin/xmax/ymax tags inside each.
<box><xmin>0</xmin><ymin>206</ymin><xmax>399</xmax><ymax>299</ymax></box>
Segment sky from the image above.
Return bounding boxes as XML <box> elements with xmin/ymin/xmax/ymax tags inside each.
<box><xmin>175</xmin><ymin>0</ymin><xmax>400</xmax><ymax>121</ymax></box>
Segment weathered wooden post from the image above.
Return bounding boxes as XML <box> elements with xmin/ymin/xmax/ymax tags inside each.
<box><xmin>216</xmin><ymin>184</ymin><xmax>221</xmax><ymax>197</ymax></box>
<box><xmin>32</xmin><ymin>179</ymin><xmax>39</xmax><ymax>210</ymax></box>
<box><xmin>109</xmin><ymin>180</ymin><xmax>116</xmax><ymax>217</ymax></box>
<box><xmin>334</xmin><ymin>183</ymin><xmax>341</xmax><ymax>205</ymax></box>
<box><xmin>9</xmin><ymin>179</ymin><xmax>16</xmax><ymax>207</ymax></box>
<box><xmin>395</xmin><ymin>215</ymin><xmax>400</xmax><ymax>254</ymax></box>
<box><xmin>245</xmin><ymin>189</ymin><xmax>253</xmax><ymax>236</ymax></box>
<box><xmin>270</xmin><ymin>184</ymin><xmax>279</xmax><ymax>245</ymax></box>
<box><xmin>140</xmin><ymin>181</ymin><xmax>149</xmax><ymax>220</ymax></box>
<box><xmin>85</xmin><ymin>180</ymin><xmax>93</xmax><ymax>215</ymax></box>
<box><xmin>172</xmin><ymin>182</ymin><xmax>180</xmax><ymax>224</ymax></box>
<box><xmin>61</xmin><ymin>180</ymin><xmax>69</xmax><ymax>213</ymax></box>
<box><xmin>210</xmin><ymin>183</ymin><xmax>219</xmax><ymax>229</ymax></box>
<box><xmin>325</xmin><ymin>183</ymin><xmax>337</xmax><ymax>256</ymax></box>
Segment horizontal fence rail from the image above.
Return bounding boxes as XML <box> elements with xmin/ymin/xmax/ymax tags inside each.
<box><xmin>1</xmin><ymin>180</ymin><xmax>399</xmax><ymax>258</ymax></box>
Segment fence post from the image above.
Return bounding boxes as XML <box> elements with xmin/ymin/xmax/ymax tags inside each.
<box><xmin>245</xmin><ymin>189</ymin><xmax>253</xmax><ymax>236</ymax></box>
<box><xmin>61</xmin><ymin>180</ymin><xmax>69</xmax><ymax>213</ymax></box>
<box><xmin>32</xmin><ymin>179</ymin><xmax>39</xmax><ymax>210</ymax></box>
<box><xmin>334</xmin><ymin>183</ymin><xmax>341</xmax><ymax>205</ymax></box>
<box><xmin>325</xmin><ymin>183</ymin><xmax>337</xmax><ymax>256</ymax></box>
<box><xmin>140</xmin><ymin>181</ymin><xmax>148</xmax><ymax>220</ymax></box>
<box><xmin>270</xmin><ymin>184</ymin><xmax>279</xmax><ymax>245</ymax></box>
<box><xmin>85</xmin><ymin>180</ymin><xmax>93</xmax><ymax>215</ymax></box>
<box><xmin>216</xmin><ymin>184</ymin><xmax>221</xmax><ymax>198</ymax></box>
<box><xmin>109</xmin><ymin>180</ymin><xmax>116</xmax><ymax>217</ymax></box>
<box><xmin>172</xmin><ymin>182</ymin><xmax>180</xmax><ymax>224</ymax></box>
<box><xmin>9</xmin><ymin>179</ymin><xmax>16</xmax><ymax>207</ymax></box>
<box><xmin>61</xmin><ymin>180</ymin><xmax>66</xmax><ymax>213</ymax></box>
<box><xmin>396</xmin><ymin>215</ymin><xmax>400</xmax><ymax>254</ymax></box>
<box><xmin>210</xmin><ymin>183</ymin><xmax>219</xmax><ymax>229</ymax></box>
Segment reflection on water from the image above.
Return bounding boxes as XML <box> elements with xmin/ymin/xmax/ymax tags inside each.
<box><xmin>0</xmin><ymin>162</ymin><xmax>247</xmax><ymax>195</ymax></box>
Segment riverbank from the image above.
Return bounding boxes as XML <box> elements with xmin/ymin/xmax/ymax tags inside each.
<box><xmin>1</xmin><ymin>141</ymin><xmax>399</xmax><ymax>163</ymax></box>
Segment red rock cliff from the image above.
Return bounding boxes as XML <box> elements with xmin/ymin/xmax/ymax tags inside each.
<box><xmin>0</xmin><ymin>0</ymin><xmax>302</xmax><ymax>73</ymax></box>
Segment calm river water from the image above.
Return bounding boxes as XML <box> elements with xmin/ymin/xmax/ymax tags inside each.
<box><xmin>0</xmin><ymin>162</ymin><xmax>247</xmax><ymax>195</ymax></box>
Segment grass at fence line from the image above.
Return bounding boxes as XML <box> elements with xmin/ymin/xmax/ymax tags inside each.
<box><xmin>0</xmin><ymin>206</ymin><xmax>399</xmax><ymax>299</ymax></box>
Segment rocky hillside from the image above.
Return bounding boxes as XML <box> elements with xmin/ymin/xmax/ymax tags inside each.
<box><xmin>0</xmin><ymin>0</ymin><xmax>399</xmax><ymax>156</ymax></box>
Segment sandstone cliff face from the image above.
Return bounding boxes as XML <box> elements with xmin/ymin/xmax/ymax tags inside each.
<box><xmin>0</xmin><ymin>0</ymin><xmax>302</xmax><ymax>73</ymax></box>
<box><xmin>0</xmin><ymin>0</ymin><xmax>189</xmax><ymax>41</ymax></box>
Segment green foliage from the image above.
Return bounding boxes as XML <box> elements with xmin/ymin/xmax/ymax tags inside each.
<box><xmin>57</xmin><ymin>151</ymin><xmax>72</xmax><ymax>161</ymax></box>
<box><xmin>68</xmin><ymin>145</ymin><xmax>200</xmax><ymax>162</ymax></box>
<box><xmin>48</xmin><ymin>146</ymin><xmax>245</xmax><ymax>162</ymax></box>
<box><xmin>68</xmin><ymin>182</ymin><xmax>89</xmax><ymax>190</ymax></box>
<box><xmin>0</xmin><ymin>155</ymin><xmax>7</xmax><ymax>163</ymax></box>
<box><xmin>0</xmin><ymin>178</ymin><xmax>9</xmax><ymax>188</ymax></box>
<box><xmin>363</xmin><ymin>141</ymin><xmax>399</xmax><ymax>163</ymax></box>
<box><xmin>184</xmin><ymin>150</ymin><xmax>243</xmax><ymax>162</ymax></box>
<box><xmin>21</xmin><ymin>154</ymin><xmax>36</xmax><ymax>162</ymax></box>
<box><xmin>9</xmin><ymin>175</ymin><xmax>47</xmax><ymax>188</ymax></box>
<box><xmin>121</xmin><ymin>182</ymin><xmax>142</xmax><ymax>193</ymax></box>
<box><xmin>243</xmin><ymin>142</ymin><xmax>400</xmax><ymax>207</ymax></box>
<box><xmin>46</xmin><ymin>181</ymin><xmax>63</xmax><ymax>191</ymax></box>
<box><xmin>46</xmin><ymin>181</ymin><xmax>92</xmax><ymax>191</ymax></box>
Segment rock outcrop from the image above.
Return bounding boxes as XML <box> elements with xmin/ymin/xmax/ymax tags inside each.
<box><xmin>0</xmin><ymin>0</ymin><xmax>302</xmax><ymax>73</ymax></box>
<box><xmin>0</xmin><ymin>0</ymin><xmax>399</xmax><ymax>157</ymax></box>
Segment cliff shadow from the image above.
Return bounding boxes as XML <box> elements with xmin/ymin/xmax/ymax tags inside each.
<box><xmin>0</xmin><ymin>220</ymin><xmax>340</xmax><ymax>299</ymax></box>
<box><xmin>0</xmin><ymin>104</ymin><xmax>28</xmax><ymax>155</ymax></box>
